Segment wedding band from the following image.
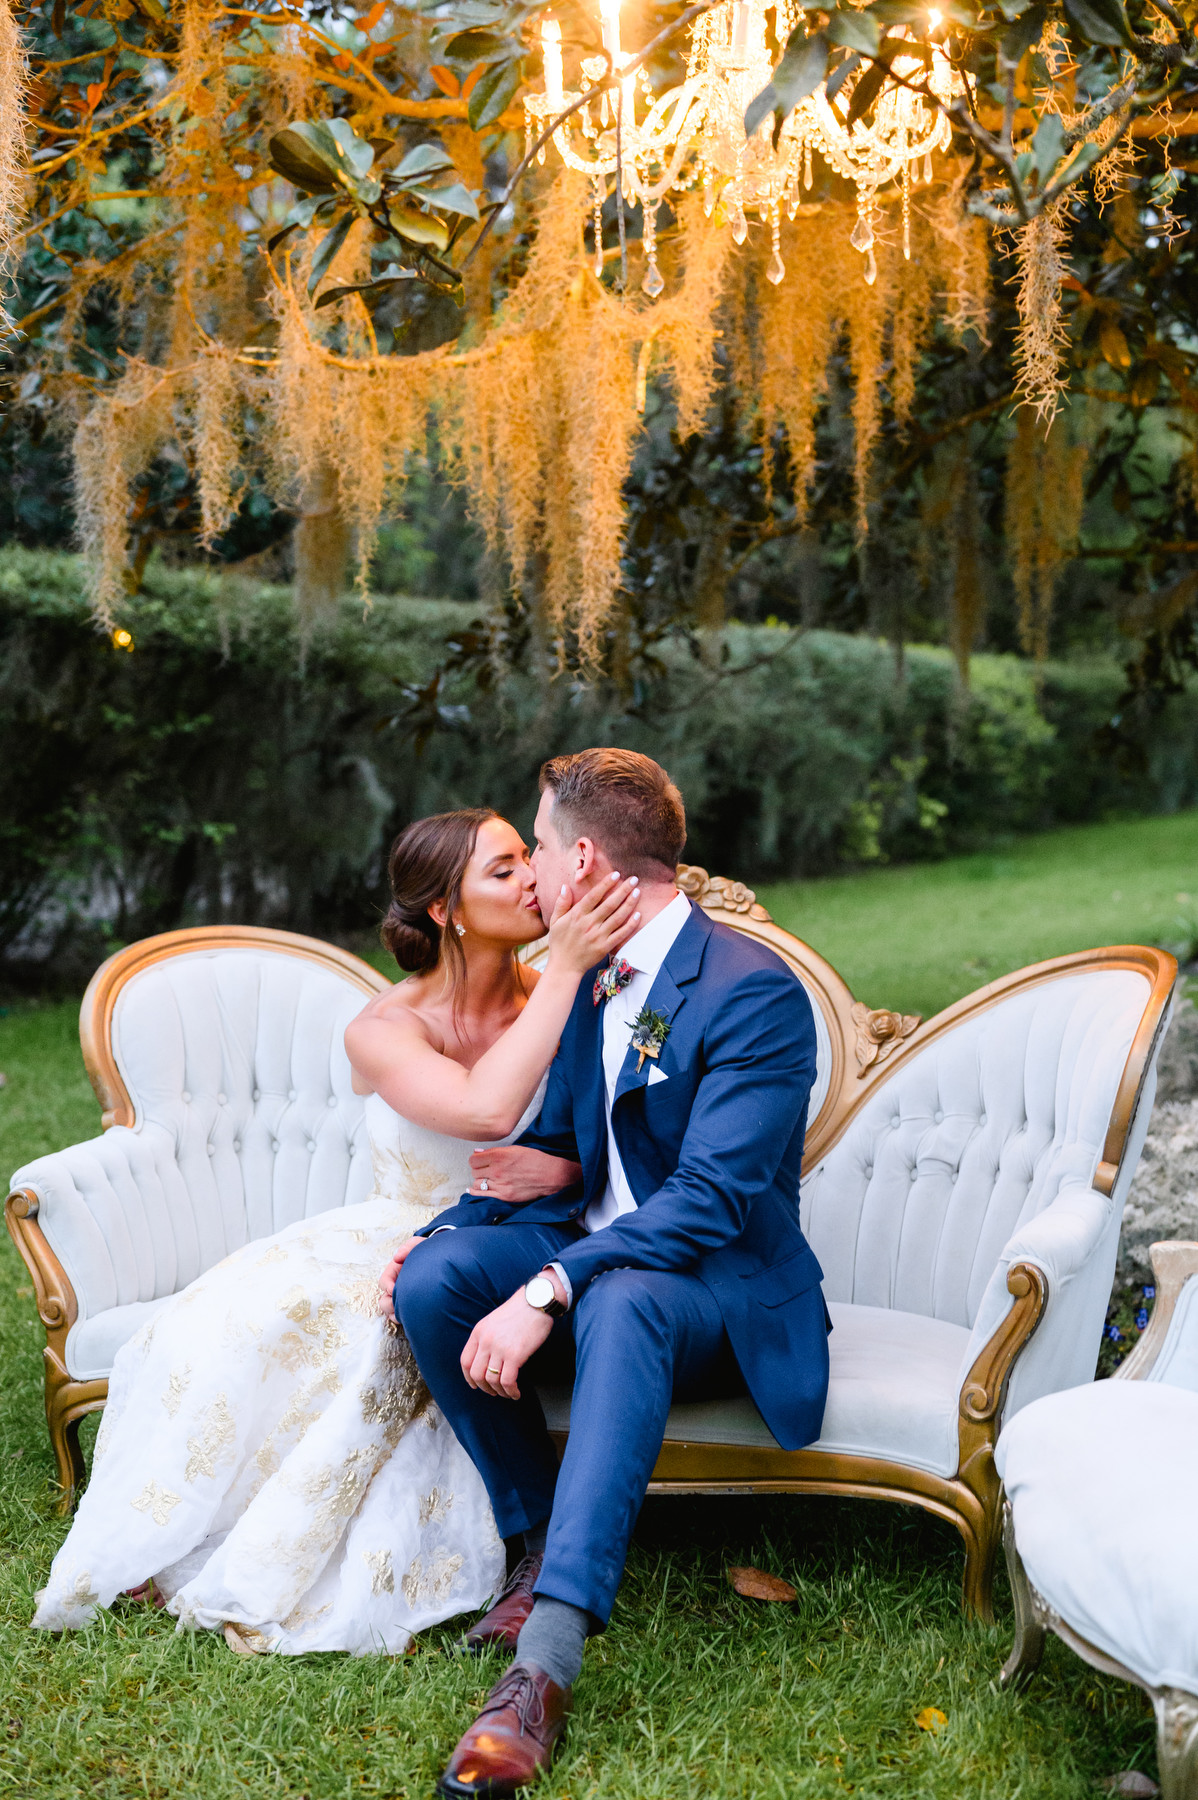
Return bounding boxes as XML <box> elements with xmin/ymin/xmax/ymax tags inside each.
<box><xmin>487</xmin><ymin>1365</ymin><xmax>501</xmax><ymax>1376</ymax></box>
<box><xmin>480</xmin><ymin>1179</ymin><xmax>489</xmax><ymax>1192</ymax></box>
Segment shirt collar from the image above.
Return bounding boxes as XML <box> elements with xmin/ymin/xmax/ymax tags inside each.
<box><xmin>620</xmin><ymin>890</ymin><xmax>691</xmax><ymax>979</ymax></box>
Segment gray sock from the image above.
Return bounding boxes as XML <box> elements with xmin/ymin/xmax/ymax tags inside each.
<box><xmin>514</xmin><ymin>1596</ymin><xmax>588</xmax><ymax>1690</ymax></box>
<box><xmin>522</xmin><ymin>1520</ymin><xmax>549</xmax><ymax>1559</ymax></box>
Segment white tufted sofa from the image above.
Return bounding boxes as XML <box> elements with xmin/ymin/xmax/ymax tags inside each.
<box><xmin>6</xmin><ymin>892</ymin><xmax>1175</xmax><ymax>1613</ymax></box>
<box><xmin>5</xmin><ymin>927</ymin><xmax>388</xmax><ymax>1506</ymax></box>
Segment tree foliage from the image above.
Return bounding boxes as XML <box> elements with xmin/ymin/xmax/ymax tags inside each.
<box><xmin>0</xmin><ymin>0</ymin><xmax>1194</xmax><ymax>676</ymax></box>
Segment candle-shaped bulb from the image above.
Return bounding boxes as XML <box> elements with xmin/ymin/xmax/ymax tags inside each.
<box><xmin>541</xmin><ymin>16</ymin><xmax>563</xmax><ymax>105</ymax></box>
<box><xmin>730</xmin><ymin>1</ymin><xmax>751</xmax><ymax>55</ymax></box>
<box><xmin>600</xmin><ymin>0</ymin><xmax>622</xmax><ymax>64</ymax></box>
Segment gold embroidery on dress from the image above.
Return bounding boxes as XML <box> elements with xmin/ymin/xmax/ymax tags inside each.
<box><xmin>363</xmin><ymin>1548</ymin><xmax>394</xmax><ymax>1596</ymax></box>
<box><xmin>401</xmin><ymin>1551</ymin><xmax>464</xmax><ymax>1607</ymax></box>
<box><xmin>162</xmin><ymin>1365</ymin><xmax>191</xmax><ymax>1419</ymax></box>
<box><xmin>93</xmin><ymin>1411</ymin><xmax>114</xmax><ymax>1465</ymax></box>
<box><xmin>419</xmin><ymin>1487</ymin><xmax>453</xmax><ymax>1527</ymax></box>
<box><xmin>258</xmin><ymin>1243</ymin><xmax>288</xmax><ymax>1265</ymax></box>
<box><xmin>281</xmin><ymin>1599</ymin><xmax>332</xmax><ymax>1632</ymax></box>
<box><xmin>279</xmin><ymin>1288</ymin><xmax>348</xmax><ymax>1359</ymax></box>
<box><xmin>184</xmin><ymin>1394</ymin><xmax>236</xmax><ymax>1483</ymax></box>
<box><xmin>66</xmin><ymin>1570</ymin><xmax>99</xmax><ymax>1608</ymax></box>
<box><xmin>337</xmin><ymin>1275</ymin><xmax>386</xmax><ymax>1320</ymax></box>
<box><xmin>132</xmin><ymin>1479</ymin><xmax>182</xmax><ymax>1525</ymax></box>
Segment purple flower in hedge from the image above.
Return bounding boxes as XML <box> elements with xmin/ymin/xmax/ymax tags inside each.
<box><xmin>1143</xmin><ymin>1286</ymin><xmax>1156</xmax><ymax>1301</ymax></box>
<box><xmin>1107</xmin><ymin>1324</ymin><xmax>1123</xmax><ymax>1342</ymax></box>
<box><xmin>1135</xmin><ymin>1308</ymin><xmax>1149</xmax><ymax>1331</ymax></box>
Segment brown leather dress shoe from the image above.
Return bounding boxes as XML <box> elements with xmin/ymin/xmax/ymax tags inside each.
<box><xmin>459</xmin><ymin>1553</ymin><xmax>542</xmax><ymax>1655</ymax></box>
<box><xmin>437</xmin><ymin>1663</ymin><xmax>571</xmax><ymax>1798</ymax></box>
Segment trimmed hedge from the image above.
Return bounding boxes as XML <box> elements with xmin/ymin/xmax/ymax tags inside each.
<box><xmin>3</xmin><ymin>546</ymin><xmax>1197</xmax><ymax>972</ymax></box>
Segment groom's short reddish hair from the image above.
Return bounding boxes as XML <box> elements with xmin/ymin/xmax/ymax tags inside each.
<box><xmin>539</xmin><ymin>748</ymin><xmax>686</xmax><ymax>879</ymax></box>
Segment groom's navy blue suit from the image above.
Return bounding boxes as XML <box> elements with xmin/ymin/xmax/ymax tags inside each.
<box><xmin>395</xmin><ymin>901</ymin><xmax>830</xmax><ymax>1626</ymax></box>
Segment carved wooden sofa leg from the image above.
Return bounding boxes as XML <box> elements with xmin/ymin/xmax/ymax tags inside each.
<box><xmin>998</xmin><ymin>1500</ymin><xmax>1046</xmax><ymax>1689</ymax></box>
<box><xmin>46</xmin><ymin>1381</ymin><xmax>107</xmax><ymax>1514</ymax></box>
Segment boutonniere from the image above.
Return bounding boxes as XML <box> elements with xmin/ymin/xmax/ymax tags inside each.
<box><xmin>630</xmin><ymin>1005</ymin><xmax>671</xmax><ymax>1074</ymax></box>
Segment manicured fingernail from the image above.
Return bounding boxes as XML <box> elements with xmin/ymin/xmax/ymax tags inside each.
<box><xmin>611</xmin><ymin>871</ymin><xmax>620</xmax><ymax>880</ymax></box>
<box><xmin>632</xmin><ymin>912</ymin><xmax>641</xmax><ymax>922</ymax></box>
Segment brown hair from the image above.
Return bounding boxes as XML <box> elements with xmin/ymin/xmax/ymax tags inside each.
<box><xmin>381</xmin><ymin>809</ymin><xmax>499</xmax><ymax>979</ymax></box>
<box><xmin>539</xmin><ymin>748</ymin><xmax>686</xmax><ymax>878</ymax></box>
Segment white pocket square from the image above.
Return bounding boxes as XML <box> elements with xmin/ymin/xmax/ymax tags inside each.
<box><xmin>647</xmin><ymin>1065</ymin><xmax>669</xmax><ymax>1086</ymax></box>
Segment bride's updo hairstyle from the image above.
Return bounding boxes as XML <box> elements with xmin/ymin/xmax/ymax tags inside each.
<box><xmin>381</xmin><ymin>808</ymin><xmax>500</xmax><ymax>979</ymax></box>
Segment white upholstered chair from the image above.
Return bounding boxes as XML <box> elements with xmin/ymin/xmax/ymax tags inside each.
<box><xmin>5</xmin><ymin>926</ymin><xmax>388</xmax><ymax>1507</ymax></box>
<box><xmin>997</xmin><ymin>1240</ymin><xmax>1198</xmax><ymax>1799</ymax></box>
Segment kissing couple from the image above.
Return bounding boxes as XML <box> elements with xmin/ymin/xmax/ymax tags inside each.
<box><xmin>34</xmin><ymin>747</ymin><xmax>831</xmax><ymax>1798</ymax></box>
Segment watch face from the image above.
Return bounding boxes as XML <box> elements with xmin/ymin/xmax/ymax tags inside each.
<box><xmin>526</xmin><ymin>1275</ymin><xmax>554</xmax><ymax>1310</ymax></box>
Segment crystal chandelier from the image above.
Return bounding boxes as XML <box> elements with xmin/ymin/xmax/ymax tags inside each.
<box><xmin>524</xmin><ymin>0</ymin><xmax>966</xmax><ymax>292</ymax></box>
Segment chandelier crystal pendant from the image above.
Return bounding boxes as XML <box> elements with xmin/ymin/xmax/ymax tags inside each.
<box><xmin>524</xmin><ymin>0</ymin><xmax>966</xmax><ymax>293</ymax></box>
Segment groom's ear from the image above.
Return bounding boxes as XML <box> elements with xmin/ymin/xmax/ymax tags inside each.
<box><xmin>574</xmin><ymin>836</ymin><xmax>600</xmax><ymax>883</ymax></box>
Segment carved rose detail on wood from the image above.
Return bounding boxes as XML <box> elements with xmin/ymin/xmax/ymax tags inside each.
<box><xmin>851</xmin><ymin>1002</ymin><xmax>922</xmax><ymax>1075</ymax></box>
<box><xmin>676</xmin><ymin>865</ymin><xmax>772</xmax><ymax>921</ymax></box>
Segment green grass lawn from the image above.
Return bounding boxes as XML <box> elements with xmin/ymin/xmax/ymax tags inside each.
<box><xmin>0</xmin><ymin>811</ymin><xmax>1186</xmax><ymax>1799</ymax></box>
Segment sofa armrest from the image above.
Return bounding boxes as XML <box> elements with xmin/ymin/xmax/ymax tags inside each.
<box><xmin>961</xmin><ymin>1183</ymin><xmax>1121</xmax><ymax>1423</ymax></box>
<box><xmin>10</xmin><ymin>1127</ymin><xmax>195</xmax><ymax>1322</ymax></box>
<box><xmin>1114</xmin><ymin>1240</ymin><xmax>1198</xmax><ymax>1384</ymax></box>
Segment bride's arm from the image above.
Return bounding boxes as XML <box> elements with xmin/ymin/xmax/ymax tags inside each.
<box><xmin>345</xmin><ymin>874</ymin><xmax>639</xmax><ymax>1140</ymax></box>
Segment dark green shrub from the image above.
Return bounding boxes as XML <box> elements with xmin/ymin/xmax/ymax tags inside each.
<box><xmin>2</xmin><ymin>547</ymin><xmax>1196</xmax><ymax>976</ymax></box>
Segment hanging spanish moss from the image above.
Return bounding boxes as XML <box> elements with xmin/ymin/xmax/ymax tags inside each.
<box><xmin>0</xmin><ymin>0</ymin><xmax>28</xmax><ymax>328</ymax></box>
<box><xmin>1004</xmin><ymin>403</ymin><xmax>1087</xmax><ymax>660</ymax></box>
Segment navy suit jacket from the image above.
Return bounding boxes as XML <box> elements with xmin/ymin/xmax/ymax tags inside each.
<box><xmin>422</xmin><ymin>901</ymin><xmax>830</xmax><ymax>1451</ymax></box>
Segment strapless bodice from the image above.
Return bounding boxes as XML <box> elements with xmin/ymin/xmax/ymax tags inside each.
<box><xmin>363</xmin><ymin>1078</ymin><xmax>548</xmax><ymax>1232</ymax></box>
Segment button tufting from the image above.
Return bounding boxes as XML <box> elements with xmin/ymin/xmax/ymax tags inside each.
<box><xmin>206</xmin><ymin>1144</ymin><xmax>215</xmax><ymax>1156</ymax></box>
<box><xmin>218</xmin><ymin>1093</ymin><xmax>227</xmax><ymax>1105</ymax></box>
<box><xmin>327</xmin><ymin>1096</ymin><xmax>337</xmax><ymax>1108</ymax></box>
<box><xmin>271</xmin><ymin>1139</ymin><xmax>279</xmax><ymax>1152</ymax></box>
<box><xmin>306</xmin><ymin>1140</ymin><xmax>316</xmax><ymax>1153</ymax></box>
<box><xmin>934</xmin><ymin>1110</ymin><xmax>943</xmax><ymax>1123</ymax></box>
<box><xmin>181</xmin><ymin>1090</ymin><xmax>191</xmax><ymax>1103</ymax></box>
<box><xmin>979</xmin><ymin>1113</ymin><xmax>987</xmax><ymax>1125</ymax></box>
<box><xmin>252</xmin><ymin>1088</ymin><xmax>261</xmax><ymax>1101</ymax></box>
<box><xmin>233</xmin><ymin>1140</ymin><xmax>241</xmax><ymax>1152</ymax></box>
<box><xmin>288</xmin><ymin>1089</ymin><xmax>297</xmax><ymax>1101</ymax></box>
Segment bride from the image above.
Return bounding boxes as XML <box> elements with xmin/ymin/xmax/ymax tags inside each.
<box><xmin>32</xmin><ymin>808</ymin><xmax>639</xmax><ymax>1654</ymax></box>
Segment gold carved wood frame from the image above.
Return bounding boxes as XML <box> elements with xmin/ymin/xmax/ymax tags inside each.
<box><xmin>4</xmin><ymin>926</ymin><xmax>390</xmax><ymax>1510</ymax></box>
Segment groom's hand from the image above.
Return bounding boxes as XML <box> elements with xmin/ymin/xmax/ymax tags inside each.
<box><xmin>461</xmin><ymin>1277</ymin><xmax>561</xmax><ymax>1400</ymax></box>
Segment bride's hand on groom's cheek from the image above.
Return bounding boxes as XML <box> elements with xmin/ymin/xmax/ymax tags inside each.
<box><xmin>460</xmin><ymin>1292</ymin><xmax>555</xmax><ymax>1401</ymax></box>
<box><xmin>468</xmin><ymin>1146</ymin><xmax>582</xmax><ymax>1202</ymax></box>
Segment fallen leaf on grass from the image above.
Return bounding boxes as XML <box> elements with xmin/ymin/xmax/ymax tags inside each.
<box><xmin>914</xmin><ymin>1707</ymin><xmax>948</xmax><ymax>1733</ymax></box>
<box><xmin>727</xmin><ymin>1565</ymin><xmax>797</xmax><ymax>1602</ymax></box>
<box><xmin>1100</xmin><ymin>1775</ymin><xmax>1160</xmax><ymax>1797</ymax></box>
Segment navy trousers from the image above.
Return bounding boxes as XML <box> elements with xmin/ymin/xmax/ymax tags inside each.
<box><xmin>395</xmin><ymin>1221</ymin><xmax>744</xmax><ymax>1628</ymax></box>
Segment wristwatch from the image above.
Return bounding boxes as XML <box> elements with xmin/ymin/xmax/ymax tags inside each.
<box><xmin>524</xmin><ymin>1273</ymin><xmax>568</xmax><ymax>1319</ymax></box>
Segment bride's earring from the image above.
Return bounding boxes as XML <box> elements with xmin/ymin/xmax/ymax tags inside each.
<box><xmin>455</xmin><ymin>922</ymin><xmax>466</xmax><ymax>936</ymax></box>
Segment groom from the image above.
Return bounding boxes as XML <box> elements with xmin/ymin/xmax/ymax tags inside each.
<box><xmin>394</xmin><ymin>748</ymin><xmax>830</xmax><ymax>1797</ymax></box>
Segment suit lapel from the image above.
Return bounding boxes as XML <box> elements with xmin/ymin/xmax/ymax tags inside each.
<box><xmin>612</xmin><ymin>902</ymin><xmax>713</xmax><ymax>1105</ymax></box>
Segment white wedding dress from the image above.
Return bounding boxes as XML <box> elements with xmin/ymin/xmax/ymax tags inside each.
<box><xmin>30</xmin><ymin>1087</ymin><xmax>542</xmax><ymax>1654</ymax></box>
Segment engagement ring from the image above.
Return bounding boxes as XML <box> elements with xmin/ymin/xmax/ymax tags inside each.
<box><xmin>480</xmin><ymin>1178</ymin><xmax>489</xmax><ymax>1191</ymax></box>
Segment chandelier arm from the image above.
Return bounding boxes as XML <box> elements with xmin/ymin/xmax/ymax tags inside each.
<box><xmin>460</xmin><ymin>0</ymin><xmax>722</xmax><ymax>271</ymax></box>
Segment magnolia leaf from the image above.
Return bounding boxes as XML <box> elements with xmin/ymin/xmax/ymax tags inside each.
<box><xmin>727</xmin><ymin>1565</ymin><xmax>798</xmax><ymax>1602</ymax></box>
<box><xmin>268</xmin><ymin>125</ymin><xmax>341</xmax><ymax>193</ymax></box>
<box><xmin>386</xmin><ymin>199</ymin><xmax>451</xmax><ymax>250</ymax></box>
<box><xmin>1054</xmin><ymin>136</ymin><xmax>1106</xmax><ymax>186</ymax></box>
<box><xmin>846</xmin><ymin>49</ymin><xmax>892</xmax><ymax>126</ymax></box>
<box><xmin>266</xmin><ymin>192</ymin><xmax>332</xmax><ymax>251</ymax></box>
<box><xmin>915</xmin><ymin>1707</ymin><xmax>948</xmax><ymax>1734</ymax></box>
<box><xmin>405</xmin><ymin>180</ymin><xmax>480</xmax><ymax>219</ymax></box>
<box><xmin>826</xmin><ymin>49</ymin><xmax>861</xmax><ymax>100</ymax></box>
<box><xmin>744</xmin><ymin>28</ymin><xmax>828</xmax><ymax>141</ymax></box>
<box><xmin>323</xmin><ymin>115</ymin><xmax>376</xmax><ymax>177</ymax></box>
<box><xmin>1099</xmin><ymin>315</ymin><xmax>1132</xmax><ymax>368</ymax></box>
<box><xmin>1001</xmin><ymin>1</ymin><xmax>1048</xmax><ymax>61</ymax></box>
<box><xmin>314</xmin><ymin>271</ymin><xmax>418</xmax><ymax>310</ymax></box>
<box><xmin>393</xmin><ymin>142</ymin><xmax>458</xmax><ymax>182</ymax></box>
<box><xmin>1062</xmin><ymin>0</ymin><xmax>1136</xmax><ymax>46</ymax></box>
<box><xmin>443</xmin><ymin>27</ymin><xmax>520</xmax><ymax>63</ymax></box>
<box><xmin>307</xmin><ymin>210</ymin><xmax>355</xmax><ymax>294</ymax></box>
<box><xmin>826</xmin><ymin>8</ymin><xmax>881</xmax><ymax>55</ymax></box>
<box><xmin>1030</xmin><ymin>110</ymin><xmax>1065</xmax><ymax>184</ymax></box>
<box><xmin>995</xmin><ymin>0</ymin><xmax>1035</xmax><ymax>17</ymax></box>
<box><xmin>467</xmin><ymin>55</ymin><xmax>523</xmax><ymax>129</ymax></box>
<box><xmin>868</xmin><ymin>0</ymin><xmax>931</xmax><ymax>21</ymax></box>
